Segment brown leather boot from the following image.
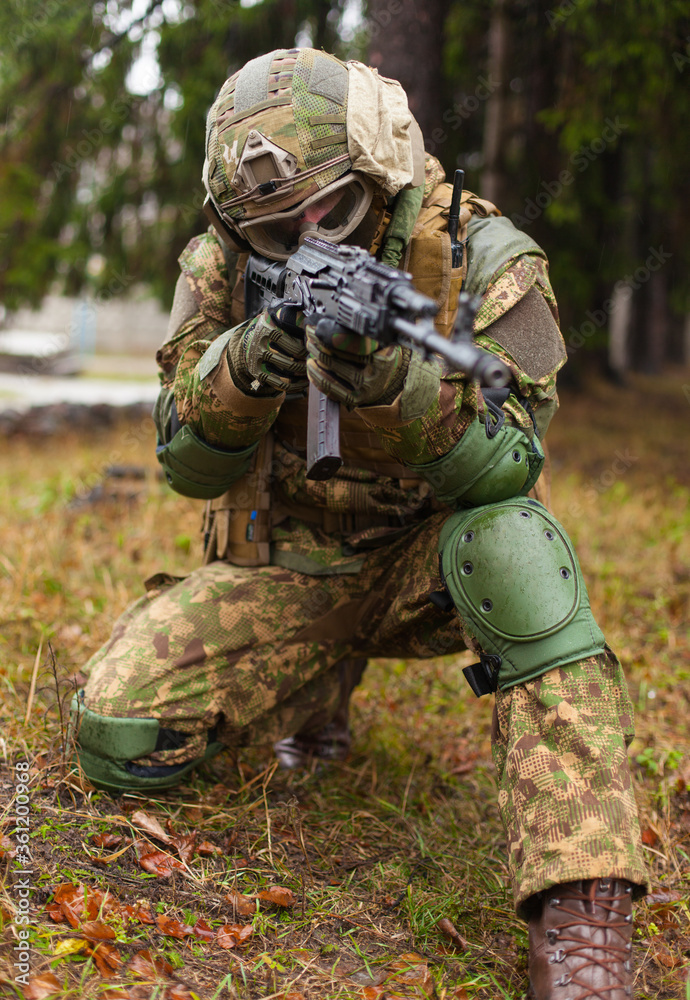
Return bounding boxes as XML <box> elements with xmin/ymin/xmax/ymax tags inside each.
<box><xmin>274</xmin><ymin>658</ymin><xmax>367</xmax><ymax>769</ymax></box>
<box><xmin>528</xmin><ymin>878</ymin><xmax>634</xmax><ymax>999</ymax></box>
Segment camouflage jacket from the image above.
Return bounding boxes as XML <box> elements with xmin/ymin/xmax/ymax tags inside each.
<box><xmin>153</xmin><ymin>174</ymin><xmax>566</xmax><ymax>573</ymax></box>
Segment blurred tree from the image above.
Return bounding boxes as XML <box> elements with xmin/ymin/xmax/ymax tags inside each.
<box><xmin>368</xmin><ymin>0</ymin><xmax>450</xmax><ymax>143</ymax></box>
<box><xmin>1</xmin><ymin>0</ymin><xmax>688</xmax><ymax>374</ymax></box>
<box><xmin>0</xmin><ymin>0</ymin><xmax>357</xmax><ymax>311</ymax></box>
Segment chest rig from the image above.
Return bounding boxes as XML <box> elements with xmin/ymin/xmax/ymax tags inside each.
<box><xmin>203</xmin><ymin>183</ymin><xmax>501</xmax><ymax>567</ymax></box>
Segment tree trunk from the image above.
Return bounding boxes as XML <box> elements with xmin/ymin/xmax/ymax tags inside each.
<box><xmin>481</xmin><ymin>0</ymin><xmax>508</xmax><ymax>205</ymax></box>
<box><xmin>645</xmin><ymin>269</ymin><xmax>668</xmax><ymax>374</ymax></box>
<box><xmin>608</xmin><ymin>283</ymin><xmax>632</xmax><ymax>381</ymax></box>
<box><xmin>367</xmin><ymin>0</ymin><xmax>449</xmax><ymax>146</ymax></box>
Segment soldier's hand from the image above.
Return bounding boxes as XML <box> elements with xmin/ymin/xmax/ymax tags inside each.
<box><xmin>226</xmin><ymin>304</ymin><xmax>308</xmax><ymax>396</ymax></box>
<box><xmin>305</xmin><ymin>326</ymin><xmax>410</xmax><ymax>409</ymax></box>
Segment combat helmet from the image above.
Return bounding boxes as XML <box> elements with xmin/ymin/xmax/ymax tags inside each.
<box><xmin>203</xmin><ymin>48</ymin><xmax>426</xmax><ymax>259</ymax></box>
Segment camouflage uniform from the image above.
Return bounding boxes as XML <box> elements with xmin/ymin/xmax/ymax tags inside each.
<box><xmin>79</xmin><ymin>47</ymin><xmax>648</xmax><ymax>913</ymax></box>
<box><xmin>82</xmin><ymin>230</ymin><xmax>647</xmax><ymax>911</ymax></box>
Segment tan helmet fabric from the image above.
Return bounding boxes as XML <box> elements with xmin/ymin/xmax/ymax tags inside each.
<box><xmin>345</xmin><ymin>61</ymin><xmax>426</xmax><ymax>196</ymax></box>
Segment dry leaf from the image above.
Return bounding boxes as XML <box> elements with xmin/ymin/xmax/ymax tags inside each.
<box><xmin>122</xmin><ymin>902</ymin><xmax>156</xmax><ymax>925</ymax></box>
<box><xmin>23</xmin><ymin>973</ymin><xmax>62</xmax><ymax>999</ymax></box>
<box><xmin>172</xmin><ymin>832</ymin><xmax>197</xmax><ymax>864</ymax></box>
<box><xmin>216</xmin><ymin>922</ymin><xmax>253</xmax><ymax>949</ymax></box>
<box><xmin>163</xmin><ymin>986</ymin><xmax>197</xmax><ymax>1000</ymax></box>
<box><xmin>128</xmin><ymin>949</ymin><xmax>174</xmax><ymax>979</ymax></box>
<box><xmin>46</xmin><ymin>901</ymin><xmax>65</xmax><ymax>922</ymax></box>
<box><xmin>53</xmin><ymin>938</ymin><xmax>88</xmax><ymax>957</ymax></box>
<box><xmin>646</xmin><ymin>890</ymin><xmax>683</xmax><ymax>905</ymax></box>
<box><xmin>437</xmin><ymin>917</ymin><xmax>468</xmax><ymax>951</ymax></box>
<box><xmin>191</xmin><ymin>917</ymin><xmax>215</xmax><ymax>941</ymax></box>
<box><xmin>386</xmin><ymin>953</ymin><xmax>434</xmax><ymax>997</ymax></box>
<box><xmin>130</xmin><ymin>810</ymin><xmax>173</xmax><ymax>845</ymax></box>
<box><xmin>92</xmin><ymin>833</ymin><xmax>123</xmax><ymax>849</ymax></box>
<box><xmin>0</xmin><ymin>834</ymin><xmax>17</xmax><ymax>860</ymax></box>
<box><xmin>651</xmin><ymin>941</ymin><xmax>681</xmax><ymax>968</ymax></box>
<box><xmin>100</xmin><ymin>991</ymin><xmax>133</xmax><ymax>999</ymax></box>
<box><xmin>197</xmin><ymin>839</ymin><xmax>223</xmax><ymax>856</ymax></box>
<box><xmin>641</xmin><ymin>827</ymin><xmax>658</xmax><ymax>847</ymax></box>
<box><xmin>88</xmin><ymin>941</ymin><xmax>123</xmax><ymax>978</ymax></box>
<box><xmin>156</xmin><ymin>913</ymin><xmax>194</xmax><ymax>939</ymax></box>
<box><xmin>136</xmin><ymin>843</ymin><xmax>186</xmax><ymax>877</ymax></box>
<box><xmin>225</xmin><ymin>890</ymin><xmax>256</xmax><ymax>917</ymax></box>
<box><xmin>258</xmin><ymin>884</ymin><xmax>296</xmax><ymax>907</ymax></box>
<box><xmin>58</xmin><ymin>900</ymin><xmax>81</xmax><ymax>929</ymax></box>
<box><xmin>81</xmin><ymin>920</ymin><xmax>117</xmax><ymax>941</ymax></box>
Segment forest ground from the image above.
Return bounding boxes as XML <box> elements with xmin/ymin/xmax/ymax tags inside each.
<box><xmin>0</xmin><ymin>371</ymin><xmax>688</xmax><ymax>999</ymax></box>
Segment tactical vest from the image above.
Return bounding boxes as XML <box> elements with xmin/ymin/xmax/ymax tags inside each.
<box><xmin>204</xmin><ymin>186</ymin><xmax>501</xmax><ymax>566</ymax></box>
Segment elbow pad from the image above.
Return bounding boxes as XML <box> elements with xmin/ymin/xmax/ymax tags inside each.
<box><xmin>409</xmin><ymin>412</ymin><xmax>544</xmax><ymax>508</ymax></box>
<box><xmin>156</xmin><ymin>424</ymin><xmax>257</xmax><ymax>500</ymax></box>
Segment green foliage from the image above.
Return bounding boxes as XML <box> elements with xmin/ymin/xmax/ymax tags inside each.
<box><xmin>1</xmin><ymin>0</ymin><xmax>688</xmax><ymax>360</ymax></box>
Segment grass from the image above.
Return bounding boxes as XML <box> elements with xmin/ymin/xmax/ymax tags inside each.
<box><xmin>0</xmin><ymin>372</ymin><xmax>689</xmax><ymax>998</ymax></box>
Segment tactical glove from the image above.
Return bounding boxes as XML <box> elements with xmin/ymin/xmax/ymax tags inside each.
<box><xmin>305</xmin><ymin>326</ymin><xmax>411</xmax><ymax>410</ymax></box>
<box><xmin>226</xmin><ymin>304</ymin><xmax>308</xmax><ymax>396</ymax></box>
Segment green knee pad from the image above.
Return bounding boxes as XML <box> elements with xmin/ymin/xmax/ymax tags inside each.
<box><xmin>438</xmin><ymin>498</ymin><xmax>606</xmax><ymax>695</ymax></box>
<box><xmin>70</xmin><ymin>697</ymin><xmax>224</xmax><ymax>793</ymax></box>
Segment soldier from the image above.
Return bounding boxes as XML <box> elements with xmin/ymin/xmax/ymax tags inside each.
<box><xmin>73</xmin><ymin>49</ymin><xmax>648</xmax><ymax>998</ymax></box>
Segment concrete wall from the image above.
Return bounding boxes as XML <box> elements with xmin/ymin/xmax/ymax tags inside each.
<box><xmin>6</xmin><ymin>289</ymin><xmax>169</xmax><ymax>357</ymax></box>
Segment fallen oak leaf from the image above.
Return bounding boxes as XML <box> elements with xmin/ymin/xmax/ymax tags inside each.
<box><xmin>190</xmin><ymin>917</ymin><xmax>215</xmax><ymax>942</ymax></box>
<box><xmin>81</xmin><ymin>920</ymin><xmax>117</xmax><ymax>941</ymax></box>
<box><xmin>91</xmin><ymin>833</ymin><xmax>123</xmax><ymax>849</ymax></box>
<box><xmin>224</xmin><ymin>890</ymin><xmax>256</xmax><ymax>917</ymax></box>
<box><xmin>437</xmin><ymin>917</ymin><xmax>468</xmax><ymax>951</ymax></box>
<box><xmin>257</xmin><ymin>885</ymin><xmax>296</xmax><ymax>908</ymax></box>
<box><xmin>156</xmin><ymin>913</ymin><xmax>195</xmax><ymax>939</ymax></box>
<box><xmin>46</xmin><ymin>901</ymin><xmax>65</xmax><ymax>922</ymax></box>
<box><xmin>53</xmin><ymin>882</ymin><xmax>113</xmax><ymax>922</ymax></box>
<box><xmin>0</xmin><ymin>834</ymin><xmax>17</xmax><ymax>861</ymax></box>
<box><xmin>128</xmin><ymin>948</ymin><xmax>174</xmax><ymax>979</ymax></box>
<box><xmin>58</xmin><ymin>899</ymin><xmax>81</xmax><ymax>929</ymax></box>
<box><xmin>135</xmin><ymin>841</ymin><xmax>186</xmax><ymax>877</ymax></box>
<box><xmin>122</xmin><ymin>902</ymin><xmax>156</xmax><ymax>925</ymax></box>
<box><xmin>197</xmin><ymin>840</ymin><xmax>223</xmax><ymax>856</ymax></box>
<box><xmin>216</xmin><ymin>923</ymin><xmax>253</xmax><ymax>949</ymax></box>
<box><xmin>87</xmin><ymin>940</ymin><xmax>123</xmax><ymax>978</ymax></box>
<box><xmin>646</xmin><ymin>890</ymin><xmax>683</xmax><ymax>905</ymax></box>
<box><xmin>130</xmin><ymin>810</ymin><xmax>173</xmax><ymax>845</ymax></box>
<box><xmin>163</xmin><ymin>986</ymin><xmax>197</xmax><ymax>999</ymax></box>
<box><xmin>171</xmin><ymin>832</ymin><xmax>197</xmax><ymax>865</ymax></box>
<box><xmin>22</xmin><ymin>973</ymin><xmax>62</xmax><ymax>999</ymax></box>
<box><xmin>52</xmin><ymin>938</ymin><xmax>89</xmax><ymax>957</ymax></box>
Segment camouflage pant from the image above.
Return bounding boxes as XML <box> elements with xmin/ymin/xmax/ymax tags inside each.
<box><xmin>82</xmin><ymin>511</ymin><xmax>648</xmax><ymax>909</ymax></box>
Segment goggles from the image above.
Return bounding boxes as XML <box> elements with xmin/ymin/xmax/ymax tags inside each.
<box><xmin>236</xmin><ymin>174</ymin><xmax>374</xmax><ymax>260</ymax></box>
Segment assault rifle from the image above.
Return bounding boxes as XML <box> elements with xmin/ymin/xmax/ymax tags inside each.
<box><xmin>245</xmin><ymin>235</ymin><xmax>509</xmax><ymax>481</ymax></box>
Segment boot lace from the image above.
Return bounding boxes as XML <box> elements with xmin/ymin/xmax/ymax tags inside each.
<box><xmin>547</xmin><ymin>880</ymin><xmax>633</xmax><ymax>1000</ymax></box>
